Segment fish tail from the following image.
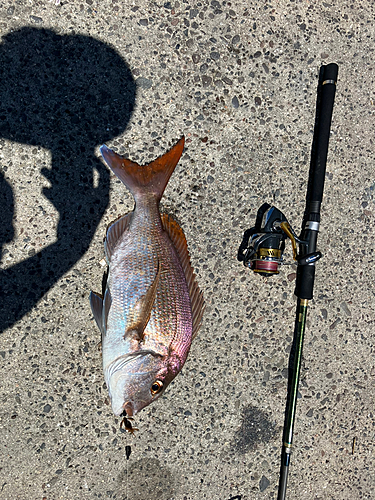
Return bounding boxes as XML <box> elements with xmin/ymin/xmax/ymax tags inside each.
<box><xmin>100</xmin><ymin>137</ymin><xmax>185</xmax><ymax>203</ymax></box>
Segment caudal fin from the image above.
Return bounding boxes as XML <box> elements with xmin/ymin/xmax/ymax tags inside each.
<box><xmin>100</xmin><ymin>137</ymin><xmax>185</xmax><ymax>202</ymax></box>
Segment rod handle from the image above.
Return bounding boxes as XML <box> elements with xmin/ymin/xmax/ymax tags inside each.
<box><xmin>305</xmin><ymin>63</ymin><xmax>338</xmax><ymax>218</ymax></box>
<box><xmin>295</xmin><ymin>64</ymin><xmax>338</xmax><ymax>300</ymax></box>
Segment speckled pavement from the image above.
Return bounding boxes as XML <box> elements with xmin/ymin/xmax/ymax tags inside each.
<box><xmin>0</xmin><ymin>1</ymin><xmax>374</xmax><ymax>499</ymax></box>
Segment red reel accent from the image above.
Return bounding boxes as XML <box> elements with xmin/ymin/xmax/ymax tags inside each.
<box><xmin>252</xmin><ymin>259</ymin><xmax>280</xmax><ymax>274</ymax></box>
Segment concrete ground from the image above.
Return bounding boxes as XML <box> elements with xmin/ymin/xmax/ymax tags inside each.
<box><xmin>0</xmin><ymin>1</ymin><xmax>374</xmax><ymax>499</ymax></box>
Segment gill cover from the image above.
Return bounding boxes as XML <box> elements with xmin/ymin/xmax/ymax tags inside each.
<box><xmin>107</xmin><ymin>352</ymin><xmax>168</xmax><ymax>417</ymax></box>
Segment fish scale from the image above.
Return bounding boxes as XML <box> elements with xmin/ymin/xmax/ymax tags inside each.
<box><xmin>109</xmin><ymin>206</ymin><xmax>191</xmax><ymax>348</ymax></box>
<box><xmin>107</xmin><ymin>238</ymin><xmax>191</xmax><ymax>360</ymax></box>
<box><xmin>90</xmin><ymin>137</ymin><xmax>205</xmax><ymax>421</ymax></box>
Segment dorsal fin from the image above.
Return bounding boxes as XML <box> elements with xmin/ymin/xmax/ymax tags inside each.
<box><xmin>100</xmin><ymin>137</ymin><xmax>185</xmax><ymax>203</ymax></box>
<box><xmin>161</xmin><ymin>213</ymin><xmax>205</xmax><ymax>338</ymax></box>
<box><xmin>104</xmin><ymin>213</ymin><xmax>132</xmax><ymax>262</ymax></box>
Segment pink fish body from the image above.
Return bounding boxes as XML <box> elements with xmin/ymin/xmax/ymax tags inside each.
<box><xmin>90</xmin><ymin>137</ymin><xmax>204</xmax><ymax>419</ymax></box>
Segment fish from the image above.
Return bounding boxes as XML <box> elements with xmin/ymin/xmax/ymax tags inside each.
<box><xmin>90</xmin><ymin>137</ymin><xmax>205</xmax><ymax>422</ymax></box>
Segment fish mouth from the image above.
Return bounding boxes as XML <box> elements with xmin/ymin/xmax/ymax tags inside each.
<box><xmin>121</xmin><ymin>402</ymin><xmax>134</xmax><ymax>417</ymax></box>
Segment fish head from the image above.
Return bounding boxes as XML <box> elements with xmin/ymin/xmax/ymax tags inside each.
<box><xmin>107</xmin><ymin>351</ymin><xmax>175</xmax><ymax>417</ymax></box>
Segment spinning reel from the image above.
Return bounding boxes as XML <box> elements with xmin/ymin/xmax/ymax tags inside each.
<box><xmin>238</xmin><ymin>203</ymin><xmax>321</xmax><ymax>277</ymax></box>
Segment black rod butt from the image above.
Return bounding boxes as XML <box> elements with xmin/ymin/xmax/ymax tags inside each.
<box><xmin>322</xmin><ymin>63</ymin><xmax>338</xmax><ymax>82</ymax></box>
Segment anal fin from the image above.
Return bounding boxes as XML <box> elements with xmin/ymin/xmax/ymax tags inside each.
<box><xmin>105</xmin><ymin>212</ymin><xmax>133</xmax><ymax>262</ymax></box>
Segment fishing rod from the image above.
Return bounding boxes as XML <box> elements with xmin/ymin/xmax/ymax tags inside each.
<box><xmin>238</xmin><ymin>63</ymin><xmax>338</xmax><ymax>498</ymax></box>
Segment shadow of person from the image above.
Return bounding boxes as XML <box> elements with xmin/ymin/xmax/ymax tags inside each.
<box><xmin>0</xmin><ymin>27</ymin><xmax>136</xmax><ymax>333</ymax></box>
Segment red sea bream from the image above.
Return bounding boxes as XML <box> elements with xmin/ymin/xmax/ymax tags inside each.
<box><xmin>90</xmin><ymin>137</ymin><xmax>204</xmax><ymax>420</ymax></box>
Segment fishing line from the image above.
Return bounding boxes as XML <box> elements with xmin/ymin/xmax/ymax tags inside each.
<box><xmin>125</xmin><ymin>442</ymin><xmax>131</xmax><ymax>500</ymax></box>
<box><xmin>120</xmin><ymin>412</ymin><xmax>135</xmax><ymax>499</ymax></box>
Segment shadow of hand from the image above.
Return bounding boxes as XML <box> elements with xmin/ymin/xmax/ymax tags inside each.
<box><xmin>41</xmin><ymin>155</ymin><xmax>109</xmax><ymax>254</ymax></box>
<box><xmin>0</xmin><ymin>27</ymin><xmax>136</xmax><ymax>332</ymax></box>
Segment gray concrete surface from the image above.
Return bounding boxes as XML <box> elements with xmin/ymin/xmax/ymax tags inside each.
<box><xmin>0</xmin><ymin>1</ymin><xmax>374</xmax><ymax>499</ymax></box>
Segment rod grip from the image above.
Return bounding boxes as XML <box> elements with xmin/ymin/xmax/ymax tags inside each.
<box><xmin>295</xmin><ymin>64</ymin><xmax>338</xmax><ymax>300</ymax></box>
<box><xmin>306</xmin><ymin>63</ymin><xmax>338</xmax><ymax>216</ymax></box>
<box><xmin>295</xmin><ymin>264</ymin><xmax>315</xmax><ymax>300</ymax></box>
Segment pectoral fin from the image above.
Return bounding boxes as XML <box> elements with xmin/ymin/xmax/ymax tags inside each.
<box><xmin>125</xmin><ymin>263</ymin><xmax>161</xmax><ymax>341</ymax></box>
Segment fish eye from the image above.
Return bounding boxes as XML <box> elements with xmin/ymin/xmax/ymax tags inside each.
<box><xmin>150</xmin><ymin>380</ymin><xmax>163</xmax><ymax>396</ymax></box>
